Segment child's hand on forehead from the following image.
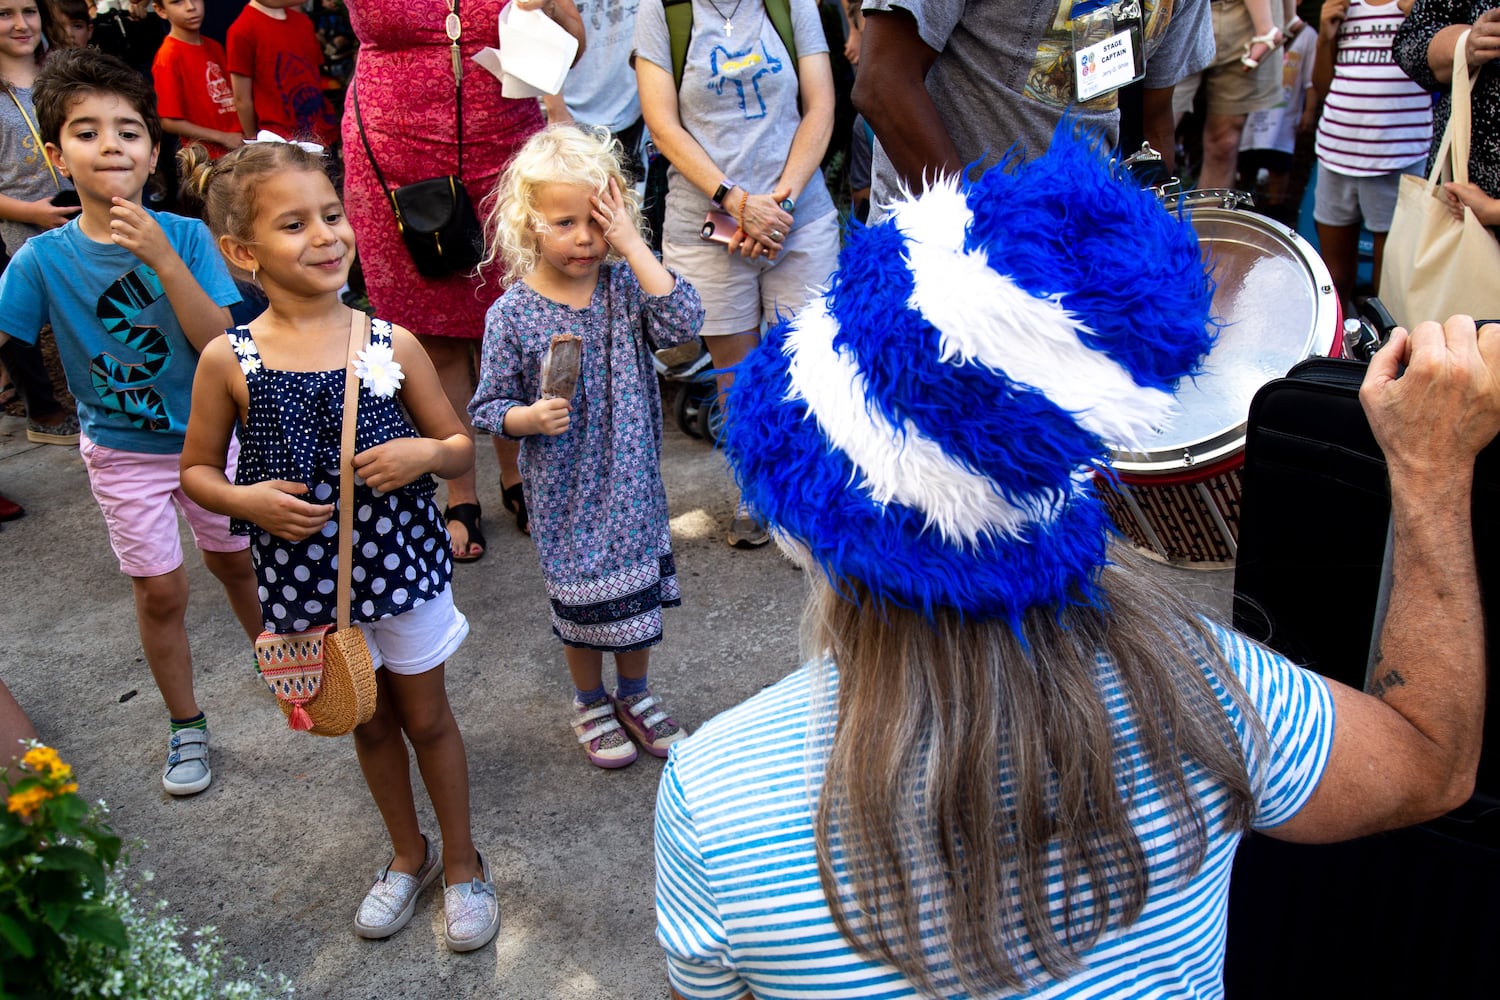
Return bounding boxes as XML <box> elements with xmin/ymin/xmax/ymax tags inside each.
<box><xmin>108</xmin><ymin>197</ymin><xmax>174</xmax><ymax>267</ymax></box>
<box><xmin>590</xmin><ymin>177</ymin><xmax>643</xmax><ymax>258</ymax></box>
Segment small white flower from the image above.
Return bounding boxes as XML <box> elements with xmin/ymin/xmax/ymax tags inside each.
<box><xmin>239</xmin><ymin>356</ymin><xmax>262</xmax><ymax>377</ymax></box>
<box><xmin>354</xmin><ymin>343</ymin><xmax>405</xmax><ymax>398</ymax></box>
<box><xmin>231</xmin><ymin>335</ymin><xmax>256</xmax><ymax>358</ymax></box>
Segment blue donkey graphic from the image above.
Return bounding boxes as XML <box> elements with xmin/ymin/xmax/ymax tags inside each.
<box><xmin>707</xmin><ymin>41</ymin><xmax>784</xmax><ymax>120</ymax></box>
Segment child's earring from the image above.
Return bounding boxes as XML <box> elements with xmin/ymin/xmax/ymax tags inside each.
<box><xmin>250</xmin><ymin>266</ymin><xmax>257</xmax><ymax>283</ymax></box>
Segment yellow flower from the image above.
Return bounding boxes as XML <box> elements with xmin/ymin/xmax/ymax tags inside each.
<box><xmin>20</xmin><ymin>745</ymin><xmax>73</xmax><ymax>786</ymax></box>
<box><xmin>6</xmin><ymin>785</ymin><xmax>51</xmax><ymax>819</ymax></box>
<box><xmin>21</xmin><ymin>746</ymin><xmax>58</xmax><ymax>772</ymax></box>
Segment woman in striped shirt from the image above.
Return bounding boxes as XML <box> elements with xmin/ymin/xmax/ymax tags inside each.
<box><xmin>1311</xmin><ymin>0</ymin><xmax>1432</xmax><ymax>314</ymax></box>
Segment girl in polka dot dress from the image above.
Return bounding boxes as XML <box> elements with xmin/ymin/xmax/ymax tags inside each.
<box><xmin>178</xmin><ymin>140</ymin><xmax>500</xmax><ymax>954</ymax></box>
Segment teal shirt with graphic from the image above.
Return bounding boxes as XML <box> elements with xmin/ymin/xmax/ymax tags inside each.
<box><xmin>0</xmin><ymin>211</ymin><xmax>239</xmax><ymax>455</ymax></box>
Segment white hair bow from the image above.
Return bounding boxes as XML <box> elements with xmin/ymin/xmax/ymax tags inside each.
<box><xmin>243</xmin><ymin>130</ymin><xmax>326</xmax><ymax>155</ymax></box>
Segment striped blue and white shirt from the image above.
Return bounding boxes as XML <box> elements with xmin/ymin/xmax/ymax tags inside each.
<box><xmin>654</xmin><ymin>624</ymin><xmax>1334</xmax><ymax>998</ymax></box>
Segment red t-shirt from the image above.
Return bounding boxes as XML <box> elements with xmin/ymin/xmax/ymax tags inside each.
<box><xmin>226</xmin><ymin>5</ymin><xmax>336</xmax><ymax>146</ymax></box>
<box><xmin>152</xmin><ymin>35</ymin><xmax>241</xmax><ymax>159</ymax></box>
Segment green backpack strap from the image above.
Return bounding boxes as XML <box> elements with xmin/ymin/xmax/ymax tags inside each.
<box><xmin>765</xmin><ymin>0</ymin><xmax>798</xmax><ymax>67</ymax></box>
<box><xmin>665</xmin><ymin>0</ymin><xmax>693</xmax><ymax>90</ymax></box>
<box><xmin>665</xmin><ymin>0</ymin><xmax>799</xmax><ymax>91</ymax></box>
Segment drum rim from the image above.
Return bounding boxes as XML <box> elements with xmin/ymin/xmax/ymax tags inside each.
<box><xmin>1109</xmin><ymin>205</ymin><xmax>1338</xmax><ymax>476</ymax></box>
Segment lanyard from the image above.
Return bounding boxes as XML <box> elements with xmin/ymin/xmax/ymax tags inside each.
<box><xmin>6</xmin><ymin>87</ymin><xmax>63</xmax><ymax>191</ymax></box>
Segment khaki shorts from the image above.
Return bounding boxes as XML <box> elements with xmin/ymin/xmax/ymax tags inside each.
<box><xmin>1172</xmin><ymin>2</ymin><xmax>1281</xmax><ymax>118</ymax></box>
<box><xmin>663</xmin><ymin>210</ymin><xmax>840</xmax><ymax>337</ymax></box>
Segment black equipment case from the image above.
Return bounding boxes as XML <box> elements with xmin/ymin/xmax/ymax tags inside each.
<box><xmin>1224</xmin><ymin>354</ymin><xmax>1500</xmax><ymax>997</ymax></box>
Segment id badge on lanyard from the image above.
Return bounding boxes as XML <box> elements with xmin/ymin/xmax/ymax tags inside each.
<box><xmin>1070</xmin><ymin>0</ymin><xmax>1146</xmax><ymax>102</ymax></box>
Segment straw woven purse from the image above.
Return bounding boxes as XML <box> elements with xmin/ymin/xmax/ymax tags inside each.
<box><xmin>254</xmin><ymin>312</ymin><xmax>377</xmax><ymax>736</ymax></box>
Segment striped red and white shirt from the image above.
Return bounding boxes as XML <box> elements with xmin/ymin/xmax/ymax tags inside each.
<box><xmin>1315</xmin><ymin>0</ymin><xmax>1433</xmax><ymax>177</ymax></box>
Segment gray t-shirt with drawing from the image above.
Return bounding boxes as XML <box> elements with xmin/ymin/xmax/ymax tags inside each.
<box><xmin>634</xmin><ymin>0</ymin><xmax>835</xmax><ymax>246</ymax></box>
<box><xmin>2</xmin><ymin>85</ymin><xmax>73</xmax><ymax>258</ymax></box>
<box><xmin>863</xmin><ymin>0</ymin><xmax>1212</xmax><ymax>217</ymax></box>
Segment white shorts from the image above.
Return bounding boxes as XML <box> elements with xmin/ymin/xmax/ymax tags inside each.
<box><xmin>1313</xmin><ymin>161</ymin><xmax>1424</xmax><ymax>232</ymax></box>
<box><xmin>358</xmin><ymin>585</ymin><xmax>468</xmax><ymax>675</ymax></box>
<box><xmin>663</xmin><ymin>210</ymin><xmax>840</xmax><ymax>337</ymax></box>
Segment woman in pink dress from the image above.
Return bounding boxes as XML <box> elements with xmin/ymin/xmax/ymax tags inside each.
<box><xmin>343</xmin><ymin>0</ymin><xmax>584</xmax><ymax>560</ymax></box>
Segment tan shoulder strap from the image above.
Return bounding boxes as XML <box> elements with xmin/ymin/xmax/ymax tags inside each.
<box><xmin>336</xmin><ymin>310</ymin><xmax>365</xmax><ymax>632</ymax></box>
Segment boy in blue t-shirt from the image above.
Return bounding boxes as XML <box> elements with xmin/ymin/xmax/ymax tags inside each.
<box><xmin>0</xmin><ymin>48</ymin><xmax>261</xmax><ymax>796</ymax></box>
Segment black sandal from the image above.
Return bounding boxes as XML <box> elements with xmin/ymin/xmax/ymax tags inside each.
<box><xmin>501</xmin><ymin>482</ymin><xmax>529</xmax><ymax>536</ymax></box>
<box><xmin>443</xmin><ymin>503</ymin><xmax>486</xmax><ymax>563</ymax></box>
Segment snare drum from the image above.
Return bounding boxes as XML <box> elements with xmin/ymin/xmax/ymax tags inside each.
<box><xmin>1096</xmin><ymin>191</ymin><xmax>1341</xmax><ymax>565</ymax></box>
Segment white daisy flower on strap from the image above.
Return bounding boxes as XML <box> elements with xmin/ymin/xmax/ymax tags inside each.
<box><xmin>231</xmin><ymin>334</ymin><xmax>256</xmax><ymax>358</ymax></box>
<box><xmin>239</xmin><ymin>355</ymin><xmax>262</xmax><ymax>376</ymax></box>
<box><xmin>355</xmin><ymin>343</ymin><xmax>405</xmax><ymax>398</ymax></box>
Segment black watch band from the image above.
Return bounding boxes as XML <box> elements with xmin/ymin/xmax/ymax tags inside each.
<box><xmin>712</xmin><ymin>179</ymin><xmax>736</xmax><ymax>207</ymax></box>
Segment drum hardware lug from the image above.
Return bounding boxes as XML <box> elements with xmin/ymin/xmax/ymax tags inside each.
<box><xmin>1181</xmin><ymin>450</ymin><xmax>1194</xmax><ymax>466</ymax></box>
<box><xmin>1320</xmin><ymin>284</ymin><xmax>1333</xmax><ymax>294</ymax></box>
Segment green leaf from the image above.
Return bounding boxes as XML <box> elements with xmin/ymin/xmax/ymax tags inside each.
<box><xmin>48</xmin><ymin>794</ymin><xmax>86</xmax><ymax>826</ymax></box>
<box><xmin>64</xmin><ymin>907</ymin><xmax>127</xmax><ymax>951</ymax></box>
<box><xmin>35</xmin><ymin>845</ymin><xmax>104</xmax><ymax>889</ymax></box>
<box><xmin>92</xmin><ymin>832</ymin><xmax>122</xmax><ymax>868</ymax></box>
<box><xmin>0</xmin><ymin>823</ymin><xmax>29</xmax><ymax>850</ymax></box>
<box><xmin>0</xmin><ymin>914</ymin><xmax>33</xmax><ymax>959</ymax></box>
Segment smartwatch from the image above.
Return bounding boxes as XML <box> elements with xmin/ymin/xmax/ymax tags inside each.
<box><xmin>712</xmin><ymin>179</ymin><xmax>737</xmax><ymax>207</ymax></box>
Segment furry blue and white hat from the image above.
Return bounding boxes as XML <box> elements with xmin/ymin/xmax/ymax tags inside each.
<box><xmin>723</xmin><ymin>124</ymin><xmax>1215</xmax><ymax>623</ymax></box>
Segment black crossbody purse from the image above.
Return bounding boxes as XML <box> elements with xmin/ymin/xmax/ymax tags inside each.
<box><xmin>351</xmin><ymin>0</ymin><xmax>484</xmax><ymax>278</ymax></box>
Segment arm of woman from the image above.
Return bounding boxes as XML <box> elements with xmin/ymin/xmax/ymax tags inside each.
<box><xmin>637</xmin><ymin>57</ymin><xmax>795</xmax><ymax>254</ymax></box>
<box><xmin>351</xmin><ymin>324</ymin><xmax>475</xmax><ymax>492</ymax></box>
<box><xmin>771</xmin><ymin>52</ymin><xmax>836</xmax><ymax>219</ymax></box>
<box><xmin>180</xmin><ymin>337</ymin><xmax>334</xmax><ymax>541</ymax></box>
<box><xmin>775</xmin><ymin>53</ymin><xmax>835</xmax><ymax>204</ymax></box>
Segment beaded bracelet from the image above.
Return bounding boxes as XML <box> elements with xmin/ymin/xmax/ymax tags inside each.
<box><xmin>736</xmin><ymin>189</ymin><xmax>749</xmax><ymax>236</ymax></box>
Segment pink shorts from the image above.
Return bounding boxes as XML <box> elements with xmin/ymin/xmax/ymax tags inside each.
<box><xmin>79</xmin><ymin>434</ymin><xmax>248</xmax><ymax>578</ymax></box>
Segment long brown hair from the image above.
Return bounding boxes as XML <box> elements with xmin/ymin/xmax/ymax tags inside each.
<box><xmin>809</xmin><ymin>549</ymin><xmax>1261</xmax><ymax>995</ymax></box>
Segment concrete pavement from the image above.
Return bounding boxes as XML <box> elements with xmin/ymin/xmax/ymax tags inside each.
<box><xmin>0</xmin><ymin>402</ymin><xmax>1231</xmax><ymax>999</ymax></box>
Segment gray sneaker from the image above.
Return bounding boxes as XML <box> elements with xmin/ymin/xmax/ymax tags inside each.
<box><xmin>726</xmin><ymin>500</ymin><xmax>770</xmax><ymax>549</ymax></box>
<box><xmin>162</xmin><ymin>728</ymin><xmax>211</xmax><ymax>796</ymax></box>
<box><xmin>444</xmin><ymin>852</ymin><xmax>500</xmax><ymax>952</ymax></box>
<box><xmin>355</xmin><ymin>835</ymin><xmax>442</xmax><ymax>939</ymax></box>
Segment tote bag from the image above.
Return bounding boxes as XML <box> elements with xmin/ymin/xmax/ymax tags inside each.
<box><xmin>1379</xmin><ymin>30</ymin><xmax>1500</xmax><ymax>329</ymax></box>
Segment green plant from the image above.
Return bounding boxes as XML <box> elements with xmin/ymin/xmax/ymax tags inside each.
<box><xmin>0</xmin><ymin>746</ymin><xmax>290</xmax><ymax>1000</ymax></box>
<box><xmin>0</xmin><ymin>744</ymin><xmax>125</xmax><ymax>998</ymax></box>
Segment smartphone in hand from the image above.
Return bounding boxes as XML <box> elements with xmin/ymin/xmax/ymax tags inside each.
<box><xmin>700</xmin><ymin>210</ymin><xmax>737</xmax><ymax>245</ymax></box>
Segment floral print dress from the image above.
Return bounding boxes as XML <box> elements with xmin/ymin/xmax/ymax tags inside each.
<box><xmin>470</xmin><ymin>263</ymin><xmax>704</xmax><ymax>651</ymax></box>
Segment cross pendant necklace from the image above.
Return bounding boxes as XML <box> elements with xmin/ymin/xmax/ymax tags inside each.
<box><xmin>706</xmin><ymin>0</ymin><xmax>744</xmax><ymax>36</ymax></box>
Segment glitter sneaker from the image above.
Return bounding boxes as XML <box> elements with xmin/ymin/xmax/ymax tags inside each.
<box><xmin>25</xmin><ymin>412</ymin><xmax>79</xmax><ymax>446</ymax></box>
<box><xmin>354</xmin><ymin>835</ymin><xmax>442</xmax><ymax>940</ymax></box>
<box><xmin>571</xmin><ymin>696</ymin><xmax>637</xmax><ymax>769</ymax></box>
<box><xmin>444</xmin><ymin>852</ymin><xmax>500</xmax><ymax>952</ymax></box>
<box><xmin>162</xmin><ymin>727</ymin><xmax>211</xmax><ymax>796</ymax></box>
<box><xmin>614</xmin><ymin>689</ymin><xmax>689</xmax><ymax>757</ymax></box>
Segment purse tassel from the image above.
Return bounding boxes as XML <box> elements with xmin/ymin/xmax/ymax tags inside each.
<box><xmin>288</xmin><ymin>703</ymin><xmax>315</xmax><ymax>731</ymax></box>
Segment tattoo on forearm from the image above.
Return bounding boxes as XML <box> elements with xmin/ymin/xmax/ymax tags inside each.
<box><xmin>1369</xmin><ymin>669</ymin><xmax>1407</xmax><ymax>700</ymax></box>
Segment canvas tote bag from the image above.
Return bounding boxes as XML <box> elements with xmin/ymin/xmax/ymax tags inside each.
<box><xmin>1379</xmin><ymin>29</ymin><xmax>1500</xmax><ymax>329</ymax></box>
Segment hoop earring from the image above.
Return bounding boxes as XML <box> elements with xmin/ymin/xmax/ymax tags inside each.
<box><xmin>250</xmin><ymin>266</ymin><xmax>257</xmax><ymax>283</ymax></box>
